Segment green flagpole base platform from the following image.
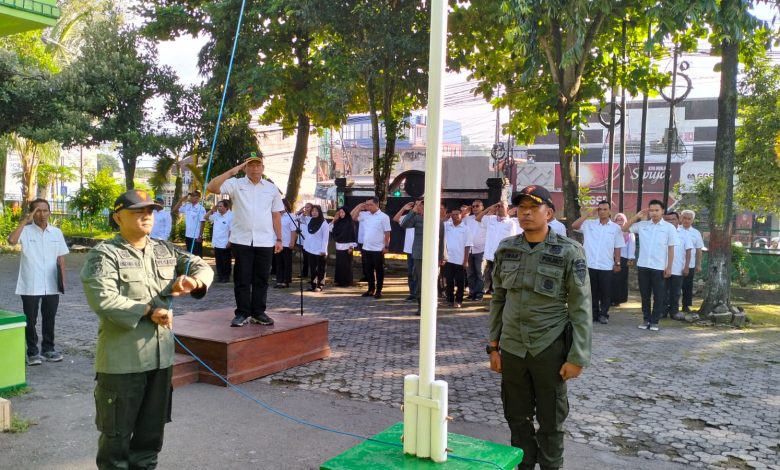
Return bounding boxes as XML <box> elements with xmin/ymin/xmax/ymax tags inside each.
<box><xmin>321</xmin><ymin>422</ymin><xmax>523</xmax><ymax>469</ymax></box>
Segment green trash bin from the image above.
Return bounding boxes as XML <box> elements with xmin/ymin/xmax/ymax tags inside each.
<box><xmin>0</xmin><ymin>310</ymin><xmax>27</xmax><ymax>393</ymax></box>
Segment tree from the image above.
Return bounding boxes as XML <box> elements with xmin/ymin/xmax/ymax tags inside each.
<box><xmin>69</xmin><ymin>168</ymin><xmax>123</xmax><ymax>215</ymax></box>
<box><xmin>333</xmin><ymin>0</ymin><xmax>430</xmax><ymax>209</ymax></box>
<box><xmin>34</xmin><ymin>162</ymin><xmax>77</xmax><ymax>200</ymax></box>
<box><xmin>63</xmin><ymin>15</ymin><xmax>180</xmax><ymax>190</ymax></box>
<box><xmin>142</xmin><ymin>1</ymin><xmax>357</xmax><ymax>205</ymax></box>
<box><xmin>96</xmin><ymin>153</ymin><xmax>121</xmax><ymax>174</ymax></box>
<box><xmin>449</xmin><ymin>1</ymin><xmax>668</xmax><ymax>228</ymax></box>
<box><xmin>735</xmin><ymin>58</ymin><xmax>780</xmax><ymax>214</ymax></box>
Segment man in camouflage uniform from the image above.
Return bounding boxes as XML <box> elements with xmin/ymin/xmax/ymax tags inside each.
<box><xmin>81</xmin><ymin>190</ymin><xmax>213</xmax><ymax>470</ymax></box>
<box><xmin>487</xmin><ymin>185</ymin><xmax>592</xmax><ymax>470</ymax></box>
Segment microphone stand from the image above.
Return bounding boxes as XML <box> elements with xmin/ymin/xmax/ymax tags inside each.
<box><xmin>285</xmin><ymin>210</ymin><xmax>305</xmax><ymax>316</ymax></box>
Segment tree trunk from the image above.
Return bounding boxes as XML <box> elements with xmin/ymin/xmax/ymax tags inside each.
<box><xmin>121</xmin><ymin>145</ymin><xmax>136</xmax><ymax>190</ymax></box>
<box><xmin>700</xmin><ymin>31</ymin><xmax>739</xmax><ymax>314</ymax></box>
<box><xmin>557</xmin><ymin>98</ymin><xmax>581</xmax><ymax>236</ymax></box>
<box><xmin>172</xmin><ymin>172</ymin><xmax>183</xmax><ymax>241</ymax></box>
<box><xmin>285</xmin><ymin>113</ymin><xmax>311</xmax><ymax>205</ymax></box>
<box><xmin>367</xmin><ymin>77</ymin><xmax>383</xmax><ymax>206</ymax></box>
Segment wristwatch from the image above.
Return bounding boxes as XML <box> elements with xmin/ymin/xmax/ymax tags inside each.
<box><xmin>485</xmin><ymin>345</ymin><xmax>500</xmax><ymax>355</ymax></box>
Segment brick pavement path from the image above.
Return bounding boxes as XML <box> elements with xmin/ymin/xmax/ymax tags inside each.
<box><xmin>1</xmin><ymin>252</ymin><xmax>778</xmax><ymax>469</ymax></box>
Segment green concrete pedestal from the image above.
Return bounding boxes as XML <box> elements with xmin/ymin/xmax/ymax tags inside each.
<box><xmin>0</xmin><ymin>310</ymin><xmax>26</xmax><ymax>393</ymax></box>
<box><xmin>321</xmin><ymin>422</ymin><xmax>523</xmax><ymax>469</ymax></box>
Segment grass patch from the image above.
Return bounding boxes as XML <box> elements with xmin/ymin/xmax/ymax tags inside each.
<box><xmin>0</xmin><ymin>386</ymin><xmax>31</xmax><ymax>399</ymax></box>
<box><xmin>735</xmin><ymin>302</ymin><xmax>780</xmax><ymax>327</ymax></box>
<box><xmin>8</xmin><ymin>414</ymin><xmax>33</xmax><ymax>433</ymax></box>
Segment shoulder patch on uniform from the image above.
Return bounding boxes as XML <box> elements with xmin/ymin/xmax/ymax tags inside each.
<box><xmin>549</xmin><ymin>245</ymin><xmax>563</xmax><ymax>255</ymax></box>
<box><xmin>85</xmin><ymin>257</ymin><xmax>107</xmax><ymax>278</ymax></box>
<box><xmin>573</xmin><ymin>259</ymin><xmax>588</xmax><ymax>285</ymax></box>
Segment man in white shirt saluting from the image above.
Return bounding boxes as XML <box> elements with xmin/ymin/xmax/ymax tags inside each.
<box><xmin>149</xmin><ymin>197</ymin><xmax>172</xmax><ymax>241</ymax></box>
<box><xmin>8</xmin><ymin>199</ymin><xmax>69</xmax><ymax>365</ymax></box>
<box><xmin>207</xmin><ymin>153</ymin><xmax>284</xmax><ymax>327</ymax></box>
<box><xmin>623</xmin><ymin>199</ymin><xmax>679</xmax><ymax>332</ymax></box>
<box><xmin>351</xmin><ymin>197</ymin><xmax>391</xmax><ymax>299</ymax></box>
<box><xmin>206</xmin><ymin>200</ymin><xmax>234</xmax><ymax>283</ymax></box>
<box><xmin>571</xmin><ymin>200</ymin><xmax>625</xmax><ymax>325</ymax></box>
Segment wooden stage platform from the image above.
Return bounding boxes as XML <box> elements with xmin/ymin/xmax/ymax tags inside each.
<box><xmin>171</xmin><ymin>309</ymin><xmax>330</xmax><ymax>388</ymax></box>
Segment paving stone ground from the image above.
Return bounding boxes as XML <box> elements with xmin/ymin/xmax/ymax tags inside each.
<box><xmin>1</xmin><ymin>252</ymin><xmax>778</xmax><ymax>469</ymax></box>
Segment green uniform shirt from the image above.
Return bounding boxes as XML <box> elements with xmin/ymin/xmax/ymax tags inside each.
<box><xmin>489</xmin><ymin>229</ymin><xmax>592</xmax><ymax>367</ymax></box>
<box><xmin>81</xmin><ymin>235</ymin><xmax>214</xmax><ymax>374</ymax></box>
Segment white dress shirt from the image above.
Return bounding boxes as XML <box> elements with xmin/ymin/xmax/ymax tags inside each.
<box><xmin>179</xmin><ymin>203</ymin><xmax>206</xmax><ymax>238</ymax></box>
<box><xmin>403</xmin><ymin>227</ymin><xmax>414</xmax><ymax>255</ymax></box>
<box><xmin>358</xmin><ymin>210</ymin><xmax>391</xmax><ymax>251</ymax></box>
<box><xmin>443</xmin><ymin>222</ymin><xmax>473</xmax><ymax>265</ymax></box>
<box><xmin>297</xmin><ymin>214</ymin><xmax>310</xmax><ymax>247</ymax></box>
<box><xmin>578</xmin><ymin>219</ymin><xmax>626</xmax><ymax>270</ymax></box>
<box><xmin>219</xmin><ymin>177</ymin><xmax>284</xmax><ymax>247</ymax></box>
<box><xmin>15</xmin><ymin>223</ymin><xmax>69</xmax><ymax>296</ymax></box>
<box><xmin>464</xmin><ymin>215</ymin><xmax>487</xmax><ymax>254</ymax></box>
<box><xmin>281</xmin><ymin>213</ymin><xmax>298</xmax><ymax>247</ymax></box>
<box><xmin>482</xmin><ymin>215</ymin><xmax>520</xmax><ymax>262</ymax></box>
<box><xmin>303</xmin><ymin>221</ymin><xmax>329</xmax><ymax>255</ymax></box>
<box><xmin>207</xmin><ymin>211</ymin><xmax>233</xmax><ymax>249</ymax></box>
<box><xmin>549</xmin><ymin>218</ymin><xmax>567</xmax><ymax>237</ymax></box>
<box><xmin>682</xmin><ymin>226</ymin><xmax>705</xmax><ymax>268</ymax></box>
<box><xmin>150</xmin><ymin>209</ymin><xmax>172</xmax><ymax>240</ymax></box>
<box><xmin>620</xmin><ymin>233</ymin><xmax>636</xmax><ymax>260</ymax></box>
<box><xmin>630</xmin><ymin>219</ymin><xmax>679</xmax><ymax>270</ymax></box>
<box><xmin>671</xmin><ymin>226</ymin><xmax>694</xmax><ymax>276</ymax></box>
<box><xmin>356</xmin><ymin>211</ymin><xmax>368</xmax><ymax>244</ymax></box>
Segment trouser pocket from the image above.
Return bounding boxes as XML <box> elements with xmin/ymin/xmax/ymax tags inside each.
<box><xmin>94</xmin><ymin>384</ymin><xmax>118</xmax><ymax>436</ymax></box>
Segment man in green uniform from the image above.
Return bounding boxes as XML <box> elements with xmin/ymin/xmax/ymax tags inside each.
<box><xmin>81</xmin><ymin>190</ymin><xmax>214</xmax><ymax>470</ymax></box>
<box><xmin>487</xmin><ymin>185</ymin><xmax>591</xmax><ymax>470</ymax></box>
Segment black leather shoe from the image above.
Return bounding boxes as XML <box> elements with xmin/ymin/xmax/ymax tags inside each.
<box><xmin>249</xmin><ymin>313</ymin><xmax>274</xmax><ymax>325</ymax></box>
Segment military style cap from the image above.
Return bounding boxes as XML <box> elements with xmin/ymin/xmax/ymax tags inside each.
<box><xmin>243</xmin><ymin>151</ymin><xmax>264</xmax><ymax>164</ymax></box>
<box><xmin>114</xmin><ymin>190</ymin><xmax>162</xmax><ymax>212</ymax></box>
<box><xmin>512</xmin><ymin>185</ymin><xmax>554</xmax><ymax>207</ymax></box>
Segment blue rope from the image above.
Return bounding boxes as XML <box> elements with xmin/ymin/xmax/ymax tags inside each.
<box><xmin>167</xmin><ymin>1</ymin><xmax>505</xmax><ymax>467</ymax></box>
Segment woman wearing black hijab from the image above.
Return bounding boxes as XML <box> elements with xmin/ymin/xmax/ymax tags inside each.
<box><xmin>303</xmin><ymin>205</ymin><xmax>329</xmax><ymax>291</ymax></box>
<box><xmin>330</xmin><ymin>206</ymin><xmax>356</xmax><ymax>287</ymax></box>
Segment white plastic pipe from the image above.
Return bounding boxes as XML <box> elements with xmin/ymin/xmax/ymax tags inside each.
<box><xmin>403</xmin><ymin>374</ymin><xmax>419</xmax><ymax>455</ymax></box>
<box><xmin>415</xmin><ymin>0</ymin><xmax>449</xmax><ymax>459</ymax></box>
<box><xmin>430</xmin><ymin>380</ymin><xmax>449</xmax><ymax>462</ymax></box>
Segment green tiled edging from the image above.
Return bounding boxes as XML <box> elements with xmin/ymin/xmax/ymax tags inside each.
<box><xmin>321</xmin><ymin>422</ymin><xmax>523</xmax><ymax>469</ymax></box>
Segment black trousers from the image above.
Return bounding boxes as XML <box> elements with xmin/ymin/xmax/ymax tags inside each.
<box><xmin>334</xmin><ymin>249</ymin><xmax>353</xmax><ymax>287</ymax></box>
<box><xmin>184</xmin><ymin>236</ymin><xmax>203</xmax><ymax>257</ymax></box>
<box><xmin>21</xmin><ymin>294</ymin><xmax>59</xmax><ymax>357</ymax></box>
<box><xmin>275</xmin><ymin>247</ymin><xmax>293</xmax><ymax>285</ymax></box>
<box><xmin>588</xmin><ymin>268</ymin><xmax>614</xmax><ymax>320</ymax></box>
<box><xmin>682</xmin><ymin>269</ymin><xmax>695</xmax><ymax>310</ymax></box>
<box><xmin>95</xmin><ymin>367</ymin><xmax>173</xmax><ymax>470</ymax></box>
<box><xmin>613</xmin><ymin>257</ymin><xmax>630</xmax><ymax>304</ymax></box>
<box><xmin>301</xmin><ymin>244</ymin><xmax>309</xmax><ymax>277</ymax></box>
<box><xmin>307</xmin><ymin>251</ymin><xmax>327</xmax><ymax>287</ymax></box>
<box><xmin>665</xmin><ymin>274</ymin><xmax>683</xmax><ymax>317</ymax></box>
<box><xmin>637</xmin><ymin>267</ymin><xmax>666</xmax><ymax>325</ymax></box>
<box><xmin>231</xmin><ymin>244</ymin><xmax>273</xmax><ymax>318</ymax></box>
<box><xmin>501</xmin><ymin>337</ymin><xmax>569</xmax><ymax>469</ymax></box>
<box><xmin>363</xmin><ymin>250</ymin><xmax>385</xmax><ymax>293</ymax></box>
<box><xmin>483</xmin><ymin>260</ymin><xmax>495</xmax><ymax>294</ymax></box>
<box><xmin>214</xmin><ymin>247</ymin><xmax>232</xmax><ymax>282</ymax></box>
<box><xmin>444</xmin><ymin>262</ymin><xmax>466</xmax><ymax>303</ymax></box>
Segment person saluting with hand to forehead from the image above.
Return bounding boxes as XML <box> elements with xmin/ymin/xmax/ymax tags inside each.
<box><xmin>81</xmin><ymin>189</ymin><xmax>213</xmax><ymax>470</ymax></box>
